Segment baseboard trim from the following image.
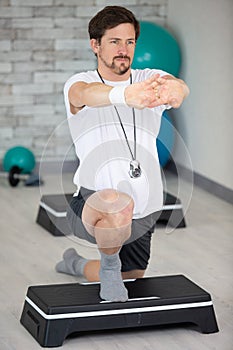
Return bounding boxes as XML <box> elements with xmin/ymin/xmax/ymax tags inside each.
<box><xmin>167</xmin><ymin>161</ymin><xmax>233</xmax><ymax>205</ymax></box>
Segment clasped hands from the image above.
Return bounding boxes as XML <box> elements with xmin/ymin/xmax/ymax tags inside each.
<box><xmin>125</xmin><ymin>73</ymin><xmax>189</xmax><ymax>109</ymax></box>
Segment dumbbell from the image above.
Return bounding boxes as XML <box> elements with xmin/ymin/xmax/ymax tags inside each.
<box><xmin>0</xmin><ymin>166</ymin><xmax>40</xmax><ymax>187</ymax></box>
<box><xmin>1</xmin><ymin>146</ymin><xmax>42</xmax><ymax>187</ymax></box>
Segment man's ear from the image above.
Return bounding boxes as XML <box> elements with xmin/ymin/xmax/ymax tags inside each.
<box><xmin>90</xmin><ymin>39</ymin><xmax>99</xmax><ymax>55</ymax></box>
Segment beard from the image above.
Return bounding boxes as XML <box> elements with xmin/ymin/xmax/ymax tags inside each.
<box><xmin>99</xmin><ymin>53</ymin><xmax>131</xmax><ymax>75</ymax></box>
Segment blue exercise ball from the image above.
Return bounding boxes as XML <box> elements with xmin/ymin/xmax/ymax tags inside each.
<box><xmin>3</xmin><ymin>146</ymin><xmax>35</xmax><ymax>173</ymax></box>
<box><xmin>157</xmin><ymin>112</ymin><xmax>175</xmax><ymax>167</ymax></box>
<box><xmin>132</xmin><ymin>21</ymin><xmax>181</xmax><ymax>76</ymax></box>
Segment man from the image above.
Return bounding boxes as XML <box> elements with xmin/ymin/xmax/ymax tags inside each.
<box><xmin>56</xmin><ymin>6</ymin><xmax>189</xmax><ymax>302</ymax></box>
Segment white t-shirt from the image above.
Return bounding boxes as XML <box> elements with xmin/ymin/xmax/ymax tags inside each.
<box><xmin>64</xmin><ymin>68</ymin><xmax>170</xmax><ymax>219</ymax></box>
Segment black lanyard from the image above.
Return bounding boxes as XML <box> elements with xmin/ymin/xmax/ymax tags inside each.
<box><xmin>96</xmin><ymin>69</ymin><xmax>137</xmax><ymax>161</ymax></box>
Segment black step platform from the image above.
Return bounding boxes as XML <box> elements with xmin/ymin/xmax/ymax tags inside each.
<box><xmin>36</xmin><ymin>192</ymin><xmax>186</xmax><ymax>236</ymax></box>
<box><xmin>20</xmin><ymin>275</ymin><xmax>218</xmax><ymax>347</ymax></box>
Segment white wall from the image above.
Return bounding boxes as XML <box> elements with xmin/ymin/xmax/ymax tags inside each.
<box><xmin>167</xmin><ymin>0</ymin><xmax>233</xmax><ymax>190</ymax></box>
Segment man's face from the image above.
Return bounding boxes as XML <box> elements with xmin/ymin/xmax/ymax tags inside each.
<box><xmin>92</xmin><ymin>23</ymin><xmax>136</xmax><ymax>76</ymax></box>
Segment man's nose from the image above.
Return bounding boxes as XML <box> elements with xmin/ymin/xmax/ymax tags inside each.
<box><xmin>118</xmin><ymin>43</ymin><xmax>128</xmax><ymax>55</ymax></box>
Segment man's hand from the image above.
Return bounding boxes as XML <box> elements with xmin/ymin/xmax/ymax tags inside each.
<box><xmin>151</xmin><ymin>75</ymin><xmax>190</xmax><ymax>108</ymax></box>
<box><xmin>125</xmin><ymin>74</ymin><xmax>161</xmax><ymax>109</ymax></box>
<box><xmin>125</xmin><ymin>74</ymin><xmax>189</xmax><ymax>109</ymax></box>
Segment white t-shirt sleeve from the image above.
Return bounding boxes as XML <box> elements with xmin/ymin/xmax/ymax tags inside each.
<box><xmin>63</xmin><ymin>72</ymin><xmax>96</xmax><ymax>118</ymax></box>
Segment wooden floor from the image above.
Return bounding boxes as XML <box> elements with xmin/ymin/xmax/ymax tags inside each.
<box><xmin>0</xmin><ymin>172</ymin><xmax>232</xmax><ymax>350</ymax></box>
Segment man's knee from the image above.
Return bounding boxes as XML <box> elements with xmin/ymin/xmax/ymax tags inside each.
<box><xmin>82</xmin><ymin>189</ymin><xmax>134</xmax><ymax>245</ymax></box>
<box><xmin>101</xmin><ymin>189</ymin><xmax>134</xmax><ymax>229</ymax></box>
<box><xmin>86</xmin><ymin>188</ymin><xmax>134</xmax><ymax>224</ymax></box>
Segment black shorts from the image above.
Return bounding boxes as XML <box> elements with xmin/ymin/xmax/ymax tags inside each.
<box><xmin>66</xmin><ymin>187</ymin><xmax>161</xmax><ymax>272</ymax></box>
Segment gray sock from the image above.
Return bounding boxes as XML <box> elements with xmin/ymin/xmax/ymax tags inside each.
<box><xmin>99</xmin><ymin>251</ymin><xmax>128</xmax><ymax>302</ymax></box>
<box><xmin>55</xmin><ymin>248</ymin><xmax>88</xmax><ymax>276</ymax></box>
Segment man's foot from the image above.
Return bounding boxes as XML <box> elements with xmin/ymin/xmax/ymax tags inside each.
<box><xmin>99</xmin><ymin>251</ymin><xmax>128</xmax><ymax>302</ymax></box>
<box><xmin>55</xmin><ymin>248</ymin><xmax>88</xmax><ymax>276</ymax></box>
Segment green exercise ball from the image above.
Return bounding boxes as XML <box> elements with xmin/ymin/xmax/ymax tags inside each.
<box><xmin>3</xmin><ymin>146</ymin><xmax>35</xmax><ymax>174</ymax></box>
<box><xmin>132</xmin><ymin>21</ymin><xmax>181</xmax><ymax>76</ymax></box>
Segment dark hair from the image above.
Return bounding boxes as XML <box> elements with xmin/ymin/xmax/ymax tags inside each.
<box><xmin>88</xmin><ymin>6</ymin><xmax>140</xmax><ymax>44</ymax></box>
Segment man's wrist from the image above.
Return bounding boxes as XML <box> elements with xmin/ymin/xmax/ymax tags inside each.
<box><xmin>109</xmin><ymin>86</ymin><xmax>127</xmax><ymax>106</ymax></box>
